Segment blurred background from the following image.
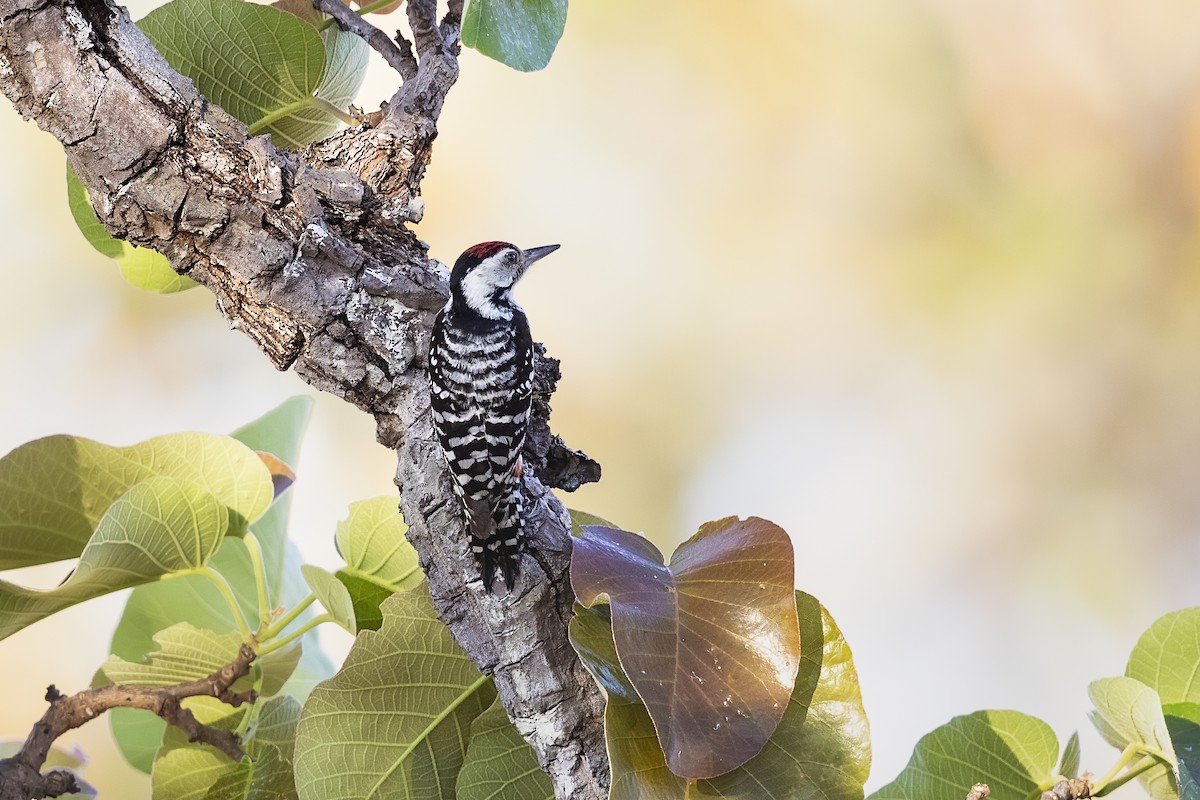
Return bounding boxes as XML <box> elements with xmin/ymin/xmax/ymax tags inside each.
<box><xmin>2</xmin><ymin>0</ymin><xmax>1199</xmax><ymax>795</ymax></box>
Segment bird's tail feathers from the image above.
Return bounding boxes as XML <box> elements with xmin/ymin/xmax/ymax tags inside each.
<box><xmin>465</xmin><ymin>490</ymin><xmax>522</xmax><ymax>593</ymax></box>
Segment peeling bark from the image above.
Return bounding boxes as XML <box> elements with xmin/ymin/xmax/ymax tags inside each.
<box><xmin>0</xmin><ymin>0</ymin><xmax>609</xmax><ymax>796</ymax></box>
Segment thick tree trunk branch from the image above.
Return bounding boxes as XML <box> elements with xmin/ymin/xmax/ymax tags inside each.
<box><xmin>0</xmin><ymin>0</ymin><xmax>608</xmax><ymax>796</ymax></box>
<box><xmin>0</xmin><ymin>645</ymin><xmax>257</xmax><ymax>800</ymax></box>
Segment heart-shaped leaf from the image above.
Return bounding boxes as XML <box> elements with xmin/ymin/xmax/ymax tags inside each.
<box><xmin>1089</xmin><ymin>676</ymin><xmax>1178</xmax><ymax>800</ymax></box>
<box><xmin>0</xmin><ymin>477</ymin><xmax>234</xmax><ymax>641</ymax></box>
<box><xmin>1129</xmin><ymin>608</ymin><xmax>1200</xmax><ymax>705</ymax></box>
<box><xmin>332</xmin><ymin>497</ymin><xmax>421</xmax><ymax>631</ymax></box>
<box><xmin>868</xmin><ymin>710</ymin><xmax>1059</xmax><ymax>800</ymax></box>
<box><xmin>100</xmin><ymin>623</ymin><xmax>244</xmax><ymax>686</ymax></box>
<box><xmin>570</xmin><ymin>592</ymin><xmax>869</xmax><ymax>799</ymax></box>
<box><xmin>461</xmin><ymin>0</ymin><xmax>568</xmax><ymax>72</ymax></box>
<box><xmin>457</xmin><ymin>696</ymin><xmax>553</xmax><ymax>800</ymax></box>
<box><xmin>0</xmin><ymin>432</ymin><xmax>274</xmax><ymax>570</ymax></box>
<box><xmin>138</xmin><ymin>0</ymin><xmax>367</xmax><ymax>147</ymax></box>
<box><xmin>570</xmin><ymin>516</ymin><xmax>799</xmax><ymax>778</ymax></box>
<box><xmin>295</xmin><ymin>586</ymin><xmax>496</xmax><ymax>799</ymax></box>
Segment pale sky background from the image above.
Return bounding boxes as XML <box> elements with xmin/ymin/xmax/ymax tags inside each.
<box><xmin>4</xmin><ymin>1</ymin><xmax>1200</xmax><ymax>797</ymax></box>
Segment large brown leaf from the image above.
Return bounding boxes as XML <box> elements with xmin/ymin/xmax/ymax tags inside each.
<box><xmin>570</xmin><ymin>516</ymin><xmax>799</xmax><ymax>778</ymax></box>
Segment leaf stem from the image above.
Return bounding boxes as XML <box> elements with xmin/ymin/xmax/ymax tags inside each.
<box><xmin>195</xmin><ymin>567</ymin><xmax>253</xmax><ymax>641</ymax></box>
<box><xmin>260</xmin><ymin>594</ymin><xmax>318</xmax><ymax>640</ymax></box>
<box><xmin>235</xmin><ymin>662</ymin><xmax>265</xmax><ymax>737</ymax></box>
<box><xmin>312</xmin><ymin>96</ymin><xmax>357</xmax><ymax>126</ymax></box>
<box><xmin>1091</xmin><ymin>743</ymin><xmax>1140</xmax><ymax>791</ymax></box>
<box><xmin>248</xmin><ymin>97</ymin><xmax>355</xmax><ymax>136</ymax></box>
<box><xmin>247</xmin><ymin>99</ymin><xmax>312</xmax><ymax>135</ymax></box>
<box><xmin>317</xmin><ymin>0</ymin><xmax>398</xmax><ymax>31</ymax></box>
<box><xmin>1093</xmin><ymin>754</ymin><xmax>1160</xmax><ymax>796</ymax></box>
<box><xmin>242</xmin><ymin>532</ymin><xmax>272</xmax><ymax>627</ymax></box>
<box><xmin>257</xmin><ymin>613</ymin><xmax>334</xmax><ymax>657</ymax></box>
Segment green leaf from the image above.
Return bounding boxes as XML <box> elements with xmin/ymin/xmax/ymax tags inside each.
<box><xmin>106</xmin><ymin>399</ymin><xmax>323</xmax><ymax>770</ymax></box>
<box><xmin>0</xmin><ymin>477</ymin><xmax>232</xmax><ymax>641</ymax></box>
<box><xmin>1057</xmin><ymin>731</ymin><xmax>1080</xmax><ymax>779</ymax></box>
<box><xmin>152</xmin><ymin>695</ymin><xmax>302</xmax><ymax>800</ymax></box>
<box><xmin>1129</xmin><ymin>608</ymin><xmax>1200</xmax><ymax>705</ymax></box>
<box><xmin>295</xmin><ymin>586</ymin><xmax>496</xmax><ymax>800</ymax></box>
<box><xmin>868</xmin><ymin>711</ymin><xmax>1058</xmax><ymax>800</ymax></box>
<box><xmin>107</xmin><ymin>709</ymin><xmax>164</xmax><ymax>773</ymax></box>
<box><xmin>570</xmin><ymin>592</ymin><xmax>870</xmax><ymax>800</ymax></box>
<box><xmin>1089</xmin><ymin>676</ymin><xmax>1178</xmax><ymax>800</ymax></box>
<box><xmin>208</xmin><ymin>742</ymin><xmax>296</xmax><ymax>800</ymax></box>
<box><xmin>110</xmin><ymin>538</ymin><xmax>259</xmax><ymax>666</ymax></box>
<box><xmin>208</xmin><ymin>696</ymin><xmax>304</xmax><ymax>800</ymax></box>
<box><xmin>1166</xmin><ymin>703</ymin><xmax>1200</xmax><ymax>800</ymax></box>
<box><xmin>101</xmin><ymin>623</ymin><xmax>244</xmax><ymax>686</ymax></box>
<box><xmin>65</xmin><ymin>165</ymin><xmax>197</xmax><ymax>294</ymax></box>
<box><xmin>570</xmin><ymin>516</ymin><xmax>799</xmax><ymax>778</ymax></box>
<box><xmin>0</xmin><ymin>432</ymin><xmax>274</xmax><ymax>570</ymax></box>
<box><xmin>301</xmin><ymin>564</ymin><xmax>356</xmax><ymax>634</ymax></box>
<box><xmin>230</xmin><ymin>397</ymin><xmax>313</xmax><ymax>603</ymax></box>
<box><xmin>108</xmin><ymin>399</ymin><xmax>326</xmax><ymax>773</ymax></box>
<box><xmin>116</xmin><ymin>244</ymin><xmax>197</xmax><ymax>294</ymax></box>
<box><xmin>268</xmin><ymin>0</ymin><xmax>368</xmax><ymax>118</ymax></box>
<box><xmin>461</xmin><ymin>0</ymin><xmax>567</xmax><ymax>72</ymax></box>
<box><xmin>332</xmin><ymin>497</ymin><xmax>421</xmax><ymax>631</ymax></box>
<box><xmin>316</xmin><ymin>16</ymin><xmax>369</xmax><ymax>115</ymax></box>
<box><xmin>255</xmin><ymin>695</ymin><xmax>303</xmax><ymax>761</ymax></box>
<box><xmin>457</xmin><ymin>696</ymin><xmax>553</xmax><ymax>800</ymax></box>
<box><xmin>138</xmin><ymin>0</ymin><xmax>366</xmax><ymax>147</ymax></box>
<box><xmin>151</xmin><ymin>709</ymin><xmax>246</xmax><ymax>800</ymax></box>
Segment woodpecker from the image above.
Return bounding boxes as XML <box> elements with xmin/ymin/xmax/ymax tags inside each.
<box><xmin>427</xmin><ymin>241</ymin><xmax>560</xmax><ymax>592</ymax></box>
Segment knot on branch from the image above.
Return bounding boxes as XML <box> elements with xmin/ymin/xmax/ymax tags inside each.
<box><xmin>1041</xmin><ymin>778</ymin><xmax>1092</xmax><ymax>799</ymax></box>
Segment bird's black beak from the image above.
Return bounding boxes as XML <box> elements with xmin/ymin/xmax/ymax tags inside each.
<box><xmin>522</xmin><ymin>244</ymin><xmax>560</xmax><ymax>265</ymax></box>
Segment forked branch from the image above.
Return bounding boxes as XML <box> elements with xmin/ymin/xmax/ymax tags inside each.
<box><xmin>311</xmin><ymin>0</ymin><xmax>417</xmax><ymax>80</ymax></box>
<box><xmin>0</xmin><ymin>645</ymin><xmax>256</xmax><ymax>800</ymax></box>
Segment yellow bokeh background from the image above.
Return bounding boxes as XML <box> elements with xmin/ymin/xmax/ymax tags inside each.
<box><xmin>4</xmin><ymin>1</ymin><xmax>1200</xmax><ymax>795</ymax></box>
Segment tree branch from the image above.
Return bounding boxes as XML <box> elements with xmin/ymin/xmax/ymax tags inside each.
<box><xmin>0</xmin><ymin>0</ymin><xmax>608</xmax><ymax>796</ymax></box>
<box><xmin>1041</xmin><ymin>778</ymin><xmax>1092</xmax><ymax>799</ymax></box>
<box><xmin>312</xmin><ymin>0</ymin><xmax>417</xmax><ymax>80</ymax></box>
<box><xmin>0</xmin><ymin>644</ymin><xmax>256</xmax><ymax>800</ymax></box>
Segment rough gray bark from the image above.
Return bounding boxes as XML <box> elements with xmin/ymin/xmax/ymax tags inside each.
<box><xmin>0</xmin><ymin>0</ymin><xmax>609</xmax><ymax>796</ymax></box>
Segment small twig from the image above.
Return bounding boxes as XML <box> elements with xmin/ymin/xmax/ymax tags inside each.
<box><xmin>312</xmin><ymin>0</ymin><xmax>417</xmax><ymax>80</ymax></box>
<box><xmin>443</xmin><ymin>0</ymin><xmax>463</xmax><ymax>27</ymax></box>
<box><xmin>0</xmin><ymin>645</ymin><xmax>257</xmax><ymax>800</ymax></box>
<box><xmin>966</xmin><ymin>783</ymin><xmax>990</xmax><ymax>800</ymax></box>
<box><xmin>1041</xmin><ymin>777</ymin><xmax>1093</xmax><ymax>799</ymax></box>
<box><xmin>406</xmin><ymin>0</ymin><xmax>441</xmax><ymax>54</ymax></box>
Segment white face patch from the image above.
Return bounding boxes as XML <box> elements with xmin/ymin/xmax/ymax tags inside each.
<box><xmin>460</xmin><ymin>249</ymin><xmax>523</xmax><ymax>320</ymax></box>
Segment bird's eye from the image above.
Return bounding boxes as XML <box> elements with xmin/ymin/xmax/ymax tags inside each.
<box><xmin>506</xmin><ymin>251</ymin><xmax>518</xmax><ymax>263</ymax></box>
